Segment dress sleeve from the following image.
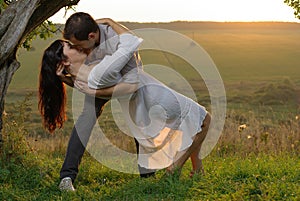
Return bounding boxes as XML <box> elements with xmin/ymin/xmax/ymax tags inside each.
<box><xmin>88</xmin><ymin>33</ymin><xmax>143</xmax><ymax>89</ymax></box>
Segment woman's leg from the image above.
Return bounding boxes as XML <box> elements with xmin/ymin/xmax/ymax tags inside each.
<box><xmin>190</xmin><ymin>143</ymin><xmax>204</xmax><ymax>176</ymax></box>
<box><xmin>166</xmin><ymin>113</ymin><xmax>211</xmax><ymax>175</ymax></box>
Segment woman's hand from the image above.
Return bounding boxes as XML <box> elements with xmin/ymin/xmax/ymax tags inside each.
<box><xmin>95</xmin><ymin>18</ymin><xmax>131</xmax><ymax>35</ymax></box>
<box><xmin>56</xmin><ymin>64</ymin><xmax>74</xmax><ymax>87</ymax></box>
<box><xmin>56</xmin><ymin>64</ymin><xmax>66</xmax><ymax>78</ymax></box>
<box><xmin>95</xmin><ymin>18</ymin><xmax>112</xmax><ymax>25</ymax></box>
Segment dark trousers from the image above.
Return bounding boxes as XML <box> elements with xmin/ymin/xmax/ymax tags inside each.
<box><xmin>135</xmin><ymin>138</ymin><xmax>156</xmax><ymax>178</ymax></box>
<box><xmin>60</xmin><ymin>95</ymin><xmax>107</xmax><ymax>182</ymax></box>
<box><xmin>60</xmin><ymin>95</ymin><xmax>154</xmax><ymax>182</ymax></box>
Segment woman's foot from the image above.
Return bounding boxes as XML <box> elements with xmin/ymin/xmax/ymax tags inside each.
<box><xmin>189</xmin><ymin>166</ymin><xmax>205</xmax><ymax>178</ymax></box>
<box><xmin>161</xmin><ymin>166</ymin><xmax>182</xmax><ymax>180</ymax></box>
<box><xmin>189</xmin><ymin>170</ymin><xmax>196</xmax><ymax>178</ymax></box>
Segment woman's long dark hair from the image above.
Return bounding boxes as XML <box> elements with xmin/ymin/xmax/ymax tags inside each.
<box><xmin>39</xmin><ymin>40</ymin><xmax>67</xmax><ymax>133</ymax></box>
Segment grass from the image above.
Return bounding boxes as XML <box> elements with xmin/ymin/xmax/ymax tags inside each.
<box><xmin>1</xmin><ymin>94</ymin><xmax>299</xmax><ymax>200</ymax></box>
<box><xmin>1</xmin><ymin>145</ymin><xmax>299</xmax><ymax>200</ymax></box>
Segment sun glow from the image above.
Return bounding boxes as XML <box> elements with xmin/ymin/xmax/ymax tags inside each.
<box><xmin>50</xmin><ymin>0</ymin><xmax>299</xmax><ymax>23</ymax></box>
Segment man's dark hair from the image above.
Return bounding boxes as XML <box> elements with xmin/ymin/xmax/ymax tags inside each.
<box><xmin>63</xmin><ymin>12</ymin><xmax>99</xmax><ymax>41</ymax></box>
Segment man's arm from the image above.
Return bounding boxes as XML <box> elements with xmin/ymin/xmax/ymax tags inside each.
<box><xmin>75</xmin><ymin>80</ymin><xmax>137</xmax><ymax>98</ymax></box>
<box><xmin>88</xmin><ymin>33</ymin><xmax>142</xmax><ymax>89</ymax></box>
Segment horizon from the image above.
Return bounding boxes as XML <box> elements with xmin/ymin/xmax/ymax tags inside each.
<box><xmin>52</xmin><ymin>20</ymin><xmax>300</xmax><ymax>25</ymax></box>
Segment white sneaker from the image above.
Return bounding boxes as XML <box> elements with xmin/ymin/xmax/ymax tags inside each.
<box><xmin>59</xmin><ymin>177</ymin><xmax>75</xmax><ymax>192</ymax></box>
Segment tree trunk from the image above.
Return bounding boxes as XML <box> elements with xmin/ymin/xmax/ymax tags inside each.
<box><xmin>0</xmin><ymin>0</ymin><xmax>81</xmax><ymax>147</ymax></box>
<box><xmin>0</xmin><ymin>55</ymin><xmax>20</xmax><ymax>144</ymax></box>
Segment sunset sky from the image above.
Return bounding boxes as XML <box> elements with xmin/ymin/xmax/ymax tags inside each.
<box><xmin>50</xmin><ymin>0</ymin><xmax>299</xmax><ymax>23</ymax></box>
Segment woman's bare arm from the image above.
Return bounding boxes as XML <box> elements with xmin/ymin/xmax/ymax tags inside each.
<box><xmin>61</xmin><ymin>76</ymin><xmax>74</xmax><ymax>87</ymax></box>
<box><xmin>95</xmin><ymin>18</ymin><xmax>133</xmax><ymax>35</ymax></box>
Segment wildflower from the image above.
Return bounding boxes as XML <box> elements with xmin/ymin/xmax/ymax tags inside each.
<box><xmin>238</xmin><ymin>124</ymin><xmax>247</xmax><ymax>132</ymax></box>
<box><xmin>247</xmin><ymin>135</ymin><xmax>252</xmax><ymax>139</ymax></box>
<box><xmin>295</xmin><ymin>115</ymin><xmax>299</xmax><ymax>120</ymax></box>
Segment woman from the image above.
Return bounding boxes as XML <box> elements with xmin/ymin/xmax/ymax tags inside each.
<box><xmin>39</xmin><ymin>19</ymin><xmax>211</xmax><ymax>177</ymax></box>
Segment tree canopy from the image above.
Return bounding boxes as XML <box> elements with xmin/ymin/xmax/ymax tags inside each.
<box><xmin>284</xmin><ymin>0</ymin><xmax>300</xmax><ymax>19</ymax></box>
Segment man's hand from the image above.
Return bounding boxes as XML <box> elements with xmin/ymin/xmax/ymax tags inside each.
<box><xmin>74</xmin><ymin>80</ymin><xmax>97</xmax><ymax>96</ymax></box>
<box><xmin>74</xmin><ymin>79</ymin><xmax>138</xmax><ymax>99</ymax></box>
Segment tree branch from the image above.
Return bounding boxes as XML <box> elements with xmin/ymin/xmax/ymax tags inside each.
<box><xmin>23</xmin><ymin>0</ymin><xmax>80</xmax><ymax>38</ymax></box>
<box><xmin>0</xmin><ymin>6</ymin><xmax>15</xmax><ymax>38</ymax></box>
<box><xmin>0</xmin><ymin>0</ymin><xmax>39</xmax><ymax>65</ymax></box>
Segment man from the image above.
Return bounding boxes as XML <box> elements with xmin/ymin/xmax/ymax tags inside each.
<box><xmin>58</xmin><ymin>12</ymin><xmax>154</xmax><ymax>192</ymax></box>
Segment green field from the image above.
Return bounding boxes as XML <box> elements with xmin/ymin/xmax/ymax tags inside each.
<box><xmin>2</xmin><ymin>21</ymin><xmax>300</xmax><ymax>200</ymax></box>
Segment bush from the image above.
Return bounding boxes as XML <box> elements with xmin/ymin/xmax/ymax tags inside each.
<box><xmin>254</xmin><ymin>78</ymin><xmax>297</xmax><ymax>105</ymax></box>
<box><xmin>1</xmin><ymin>93</ymin><xmax>33</xmax><ymax>163</ymax></box>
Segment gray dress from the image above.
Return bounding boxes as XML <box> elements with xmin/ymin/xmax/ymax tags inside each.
<box><xmin>88</xmin><ymin>33</ymin><xmax>207</xmax><ymax>169</ymax></box>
